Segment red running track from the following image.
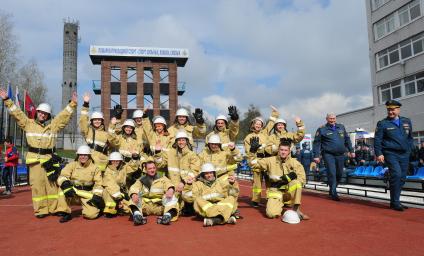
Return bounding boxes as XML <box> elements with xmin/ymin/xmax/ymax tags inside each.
<box><xmin>0</xmin><ymin>181</ymin><xmax>423</xmax><ymax>256</ymax></box>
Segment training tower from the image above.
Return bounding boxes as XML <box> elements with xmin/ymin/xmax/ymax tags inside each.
<box><xmin>61</xmin><ymin>19</ymin><xmax>79</xmax><ymax>147</ymax></box>
<box><xmin>89</xmin><ymin>45</ymin><xmax>188</xmax><ymax>125</ymax></box>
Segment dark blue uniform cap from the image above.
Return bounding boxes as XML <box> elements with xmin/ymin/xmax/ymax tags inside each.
<box><xmin>385</xmin><ymin>100</ymin><xmax>402</xmax><ymax>109</ymax></box>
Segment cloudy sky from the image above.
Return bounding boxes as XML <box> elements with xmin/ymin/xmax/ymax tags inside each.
<box><xmin>1</xmin><ymin>0</ymin><xmax>372</xmax><ymax>133</ymax></box>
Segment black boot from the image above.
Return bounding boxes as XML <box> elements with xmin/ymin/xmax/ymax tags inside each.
<box><xmin>59</xmin><ymin>213</ymin><xmax>72</xmax><ymax>223</ymax></box>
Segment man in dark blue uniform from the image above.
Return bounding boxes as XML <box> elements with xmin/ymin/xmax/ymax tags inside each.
<box><xmin>313</xmin><ymin>113</ymin><xmax>354</xmax><ymax>201</ymax></box>
<box><xmin>300</xmin><ymin>142</ymin><xmax>313</xmax><ymax>181</ymax></box>
<box><xmin>374</xmin><ymin>100</ymin><xmax>413</xmax><ymax>211</ymax></box>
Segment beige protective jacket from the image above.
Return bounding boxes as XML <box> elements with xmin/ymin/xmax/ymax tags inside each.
<box><xmin>5</xmin><ymin>99</ymin><xmax>76</xmax><ymax>164</ymax></box>
<box><xmin>57</xmin><ymin>159</ymin><xmax>104</xmax><ymax>196</ymax></box>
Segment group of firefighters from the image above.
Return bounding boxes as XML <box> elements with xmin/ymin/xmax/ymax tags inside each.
<box><xmin>0</xmin><ymin>89</ymin><xmax>309</xmax><ymax>226</ymax></box>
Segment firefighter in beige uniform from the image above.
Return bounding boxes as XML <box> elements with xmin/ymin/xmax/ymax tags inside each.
<box><xmin>56</xmin><ymin>145</ymin><xmax>104</xmax><ymax>223</ymax></box>
<box><xmin>130</xmin><ymin>161</ymin><xmax>179</xmax><ymax>226</ymax></box>
<box><xmin>109</xmin><ymin>118</ymin><xmax>145</xmax><ymax>162</ymax></box>
<box><xmin>0</xmin><ymin>89</ymin><xmax>76</xmax><ymax>218</ymax></box>
<box><xmin>249</xmin><ymin>138</ymin><xmax>309</xmax><ymax>221</ymax></box>
<box><xmin>145</xmin><ymin>116</ymin><xmax>173</xmax><ymax>177</ymax></box>
<box><xmin>79</xmin><ymin>92</ymin><xmax>116</xmax><ymax>172</ymax></box>
<box><xmin>132</xmin><ymin>109</ymin><xmax>152</xmax><ymax>149</ymax></box>
<box><xmin>267</xmin><ymin>117</ymin><xmax>305</xmax><ymax>155</ymax></box>
<box><xmin>185</xmin><ymin>163</ymin><xmax>239</xmax><ymax>227</ymax></box>
<box><xmin>168</xmin><ymin>108</ymin><xmax>207</xmax><ymax>145</ymax></box>
<box><xmin>102</xmin><ymin>152</ymin><xmax>140</xmax><ymax>217</ymax></box>
<box><xmin>244</xmin><ymin>106</ymin><xmax>279</xmax><ymax>207</ymax></box>
<box><xmin>198</xmin><ymin>134</ymin><xmax>242</xmax><ymax>180</ymax></box>
<box><xmin>154</xmin><ymin>130</ymin><xmax>201</xmax><ymax>214</ymax></box>
<box><xmin>205</xmin><ymin>106</ymin><xmax>240</xmax><ymax>151</ymax></box>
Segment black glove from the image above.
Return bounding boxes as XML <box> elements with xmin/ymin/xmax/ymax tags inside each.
<box><xmin>88</xmin><ymin>194</ymin><xmax>105</xmax><ymax>209</ymax></box>
<box><xmin>228</xmin><ymin>106</ymin><xmax>239</xmax><ymax>121</ymax></box>
<box><xmin>47</xmin><ymin>168</ymin><xmax>61</xmax><ymax>182</ymax></box>
<box><xmin>193</xmin><ymin>108</ymin><xmax>204</xmax><ymax>124</ymax></box>
<box><xmin>279</xmin><ymin>172</ymin><xmax>298</xmax><ymax>185</ymax></box>
<box><xmin>113</xmin><ymin>104</ymin><xmax>123</xmax><ymax>119</ymax></box>
<box><xmin>249</xmin><ymin>137</ymin><xmax>261</xmax><ymax>153</ymax></box>
<box><xmin>60</xmin><ymin>180</ymin><xmax>76</xmax><ymax>198</ymax></box>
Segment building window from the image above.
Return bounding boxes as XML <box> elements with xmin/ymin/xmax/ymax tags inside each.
<box><xmin>412</xmin><ymin>131</ymin><xmax>424</xmax><ymax>146</ymax></box>
<box><xmin>373</xmin><ymin>0</ymin><xmax>422</xmax><ymax>41</ymax></box>
<box><xmin>378</xmin><ymin>72</ymin><xmax>424</xmax><ymax>103</ymax></box>
<box><xmin>371</xmin><ymin>0</ymin><xmax>391</xmax><ymax>11</ymax></box>
<box><xmin>376</xmin><ymin>32</ymin><xmax>424</xmax><ymax>70</ymax></box>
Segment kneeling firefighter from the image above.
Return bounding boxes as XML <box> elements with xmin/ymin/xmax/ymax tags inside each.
<box><xmin>102</xmin><ymin>152</ymin><xmax>140</xmax><ymax>217</ymax></box>
<box><xmin>56</xmin><ymin>145</ymin><xmax>104</xmax><ymax>223</ymax></box>
<box><xmin>129</xmin><ymin>161</ymin><xmax>179</xmax><ymax>226</ymax></box>
<box><xmin>186</xmin><ymin>163</ymin><xmax>239</xmax><ymax>227</ymax></box>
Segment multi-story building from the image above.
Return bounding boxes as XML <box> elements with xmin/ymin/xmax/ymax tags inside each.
<box><xmin>338</xmin><ymin>0</ymin><xmax>424</xmax><ymax>145</ymax></box>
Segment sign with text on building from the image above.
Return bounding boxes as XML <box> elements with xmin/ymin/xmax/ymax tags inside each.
<box><xmin>89</xmin><ymin>45</ymin><xmax>189</xmax><ymax>58</ymax></box>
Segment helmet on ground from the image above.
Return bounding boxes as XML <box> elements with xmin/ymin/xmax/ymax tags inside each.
<box><xmin>76</xmin><ymin>145</ymin><xmax>91</xmax><ymax>155</ymax></box>
<box><xmin>132</xmin><ymin>110</ymin><xmax>144</xmax><ymax>119</ymax></box>
<box><xmin>122</xmin><ymin>119</ymin><xmax>135</xmax><ymax>128</ymax></box>
<box><xmin>153</xmin><ymin>116</ymin><xmax>167</xmax><ymax>126</ymax></box>
<box><xmin>275</xmin><ymin>118</ymin><xmax>287</xmax><ymax>124</ymax></box>
<box><xmin>282</xmin><ymin>210</ymin><xmax>300</xmax><ymax>224</ymax></box>
<box><xmin>175</xmin><ymin>130</ymin><xmax>189</xmax><ymax>140</ymax></box>
<box><xmin>90</xmin><ymin>112</ymin><xmax>104</xmax><ymax>120</ymax></box>
<box><xmin>201</xmin><ymin>163</ymin><xmax>215</xmax><ymax>173</ymax></box>
<box><xmin>176</xmin><ymin>108</ymin><xmax>189</xmax><ymax>117</ymax></box>
<box><xmin>215</xmin><ymin>115</ymin><xmax>227</xmax><ymax>122</ymax></box>
<box><xmin>36</xmin><ymin>103</ymin><xmax>52</xmax><ymax>114</ymax></box>
<box><xmin>109</xmin><ymin>152</ymin><xmax>123</xmax><ymax>161</ymax></box>
<box><xmin>208</xmin><ymin>134</ymin><xmax>221</xmax><ymax>144</ymax></box>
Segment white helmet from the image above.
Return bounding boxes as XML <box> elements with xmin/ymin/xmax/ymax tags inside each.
<box><xmin>122</xmin><ymin>119</ymin><xmax>135</xmax><ymax>128</ymax></box>
<box><xmin>76</xmin><ymin>145</ymin><xmax>91</xmax><ymax>155</ymax></box>
<box><xmin>208</xmin><ymin>134</ymin><xmax>221</xmax><ymax>144</ymax></box>
<box><xmin>175</xmin><ymin>130</ymin><xmax>189</xmax><ymax>140</ymax></box>
<box><xmin>36</xmin><ymin>103</ymin><xmax>52</xmax><ymax>114</ymax></box>
<box><xmin>109</xmin><ymin>152</ymin><xmax>123</xmax><ymax>161</ymax></box>
<box><xmin>215</xmin><ymin>115</ymin><xmax>227</xmax><ymax>122</ymax></box>
<box><xmin>176</xmin><ymin>108</ymin><xmax>189</xmax><ymax>117</ymax></box>
<box><xmin>252</xmin><ymin>117</ymin><xmax>264</xmax><ymax>125</ymax></box>
<box><xmin>90</xmin><ymin>112</ymin><xmax>104</xmax><ymax>120</ymax></box>
<box><xmin>153</xmin><ymin>116</ymin><xmax>167</xmax><ymax>126</ymax></box>
<box><xmin>132</xmin><ymin>110</ymin><xmax>144</xmax><ymax>119</ymax></box>
<box><xmin>275</xmin><ymin>118</ymin><xmax>287</xmax><ymax>124</ymax></box>
<box><xmin>201</xmin><ymin>163</ymin><xmax>215</xmax><ymax>173</ymax></box>
<box><xmin>282</xmin><ymin>210</ymin><xmax>300</xmax><ymax>224</ymax></box>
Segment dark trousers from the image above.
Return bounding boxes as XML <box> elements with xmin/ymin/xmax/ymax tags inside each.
<box><xmin>322</xmin><ymin>153</ymin><xmax>345</xmax><ymax>198</ymax></box>
<box><xmin>384</xmin><ymin>152</ymin><xmax>409</xmax><ymax>206</ymax></box>
<box><xmin>2</xmin><ymin>166</ymin><xmax>14</xmax><ymax>191</ymax></box>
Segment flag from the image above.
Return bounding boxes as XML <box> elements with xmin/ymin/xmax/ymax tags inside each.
<box><xmin>15</xmin><ymin>86</ymin><xmax>21</xmax><ymax>108</ymax></box>
<box><xmin>24</xmin><ymin>91</ymin><xmax>36</xmax><ymax>119</ymax></box>
<box><xmin>7</xmin><ymin>82</ymin><xmax>13</xmax><ymax>100</ymax></box>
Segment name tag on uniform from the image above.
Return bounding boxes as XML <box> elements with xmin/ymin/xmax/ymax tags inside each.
<box><xmin>386</xmin><ymin>127</ymin><xmax>396</xmax><ymax>130</ymax></box>
<box><xmin>326</xmin><ymin>132</ymin><xmax>333</xmax><ymax>135</ymax></box>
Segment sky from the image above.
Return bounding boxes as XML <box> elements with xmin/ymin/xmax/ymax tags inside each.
<box><xmin>1</xmin><ymin>0</ymin><xmax>372</xmax><ymax>133</ymax></box>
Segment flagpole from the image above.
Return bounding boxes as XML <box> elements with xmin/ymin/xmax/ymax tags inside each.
<box><xmin>21</xmin><ymin>90</ymin><xmax>26</xmax><ymax>158</ymax></box>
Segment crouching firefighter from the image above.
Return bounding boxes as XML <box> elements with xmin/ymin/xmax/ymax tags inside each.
<box><xmin>102</xmin><ymin>152</ymin><xmax>140</xmax><ymax>218</ymax></box>
<box><xmin>56</xmin><ymin>145</ymin><xmax>104</xmax><ymax>223</ymax></box>
<box><xmin>249</xmin><ymin>138</ymin><xmax>309</xmax><ymax>221</ymax></box>
<box><xmin>129</xmin><ymin>161</ymin><xmax>179</xmax><ymax>226</ymax></box>
<box><xmin>186</xmin><ymin>163</ymin><xmax>239</xmax><ymax>227</ymax></box>
<box><xmin>0</xmin><ymin>89</ymin><xmax>77</xmax><ymax>218</ymax></box>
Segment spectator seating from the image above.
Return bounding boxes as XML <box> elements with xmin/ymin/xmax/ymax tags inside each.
<box><xmin>406</xmin><ymin>167</ymin><xmax>424</xmax><ymax>180</ymax></box>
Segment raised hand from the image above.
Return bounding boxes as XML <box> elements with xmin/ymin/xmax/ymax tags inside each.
<box><xmin>83</xmin><ymin>92</ymin><xmax>90</xmax><ymax>103</ymax></box>
<box><xmin>228</xmin><ymin>106</ymin><xmax>239</xmax><ymax>121</ymax></box>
